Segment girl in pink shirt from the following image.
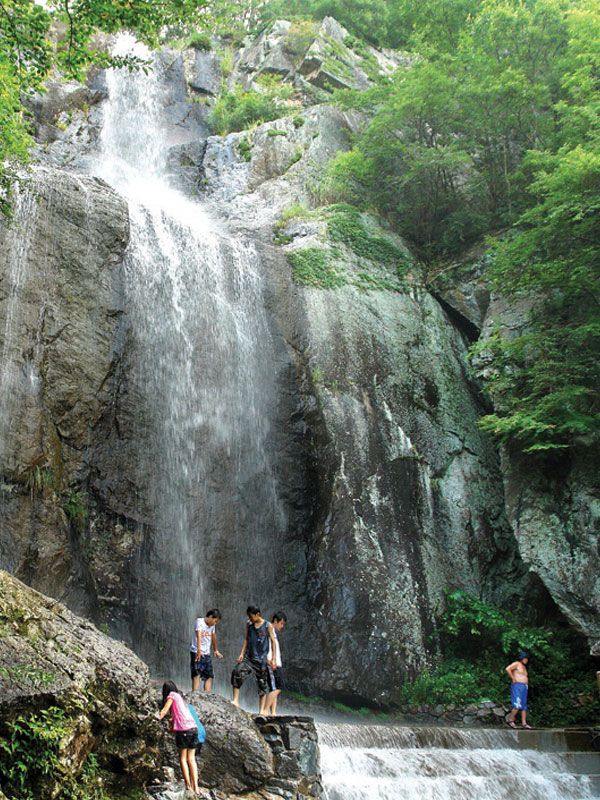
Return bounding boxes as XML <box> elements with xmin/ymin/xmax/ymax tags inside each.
<box><xmin>159</xmin><ymin>680</ymin><xmax>199</xmax><ymax>795</ymax></box>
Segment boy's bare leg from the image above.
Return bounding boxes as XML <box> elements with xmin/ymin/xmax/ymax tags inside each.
<box><xmin>258</xmin><ymin>693</ymin><xmax>267</xmax><ymax>714</ymax></box>
<box><xmin>521</xmin><ymin>710</ymin><xmax>527</xmax><ymax>726</ymax></box>
<box><xmin>265</xmin><ymin>689</ymin><xmax>281</xmax><ymax>716</ymax></box>
<box><xmin>192</xmin><ymin>675</ymin><xmax>200</xmax><ymax>692</ymax></box>
<box><xmin>231</xmin><ymin>687</ymin><xmax>240</xmax><ymax>706</ymax></box>
<box><xmin>179</xmin><ymin>750</ymin><xmax>193</xmax><ymax>792</ymax></box>
<box><xmin>204</xmin><ymin>677</ymin><xmax>213</xmax><ymax>692</ymax></box>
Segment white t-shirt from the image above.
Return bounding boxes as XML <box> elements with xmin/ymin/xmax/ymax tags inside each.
<box><xmin>191</xmin><ymin>618</ymin><xmax>215</xmax><ymax>655</ymax></box>
<box><xmin>267</xmin><ymin>629</ymin><xmax>282</xmax><ymax>668</ymax></box>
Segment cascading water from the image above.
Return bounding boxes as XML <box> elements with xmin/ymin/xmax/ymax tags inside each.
<box><xmin>0</xmin><ymin>188</ymin><xmax>39</xmax><ymax>470</ymax></box>
<box><xmin>317</xmin><ymin>723</ymin><xmax>599</xmax><ymax>800</ymax></box>
<box><xmin>90</xmin><ymin>37</ymin><xmax>286</xmax><ymax>681</ymax></box>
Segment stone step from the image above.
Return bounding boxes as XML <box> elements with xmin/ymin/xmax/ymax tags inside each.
<box><xmin>317</xmin><ymin>722</ymin><xmax>599</xmax><ymax>753</ymax></box>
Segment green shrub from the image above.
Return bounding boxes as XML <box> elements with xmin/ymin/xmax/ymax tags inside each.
<box><xmin>326</xmin><ymin>207</ymin><xmax>408</xmax><ymax>274</ymax></box>
<box><xmin>219</xmin><ymin>46</ymin><xmax>234</xmax><ymax>76</ymax></box>
<box><xmin>287</xmin><ymin>248</ymin><xmax>346</xmax><ymax>288</ymax></box>
<box><xmin>210</xmin><ymin>83</ymin><xmax>293</xmax><ymax>136</ymax></box>
<box><xmin>293</xmin><ymin>115</ymin><xmax>305</xmax><ymax>128</ymax></box>
<box><xmin>400</xmin><ymin>590</ymin><xmax>600</xmax><ymax>727</ymax></box>
<box><xmin>62</xmin><ymin>489</ymin><xmax>87</xmax><ymax>532</ymax></box>
<box><xmin>238</xmin><ymin>137</ymin><xmax>252</xmax><ymax>161</ymax></box>
<box><xmin>280</xmin><ymin>201</ymin><xmax>309</xmax><ymax>224</ymax></box>
<box><xmin>25</xmin><ymin>466</ymin><xmax>55</xmax><ymax>495</ymax></box>
<box><xmin>188</xmin><ymin>31</ymin><xmax>212</xmax><ymax>50</ymax></box>
<box><xmin>0</xmin><ymin>704</ymin><xmax>105</xmax><ymax>799</ymax></box>
<box><xmin>286</xmin><ymin>148</ymin><xmax>303</xmax><ymax>170</ymax></box>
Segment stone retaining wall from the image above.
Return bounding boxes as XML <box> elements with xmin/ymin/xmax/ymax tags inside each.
<box><xmin>397</xmin><ymin>700</ymin><xmax>510</xmax><ymax>726</ymax></box>
<box><xmin>254</xmin><ymin>715</ymin><xmax>322</xmax><ymax>799</ymax></box>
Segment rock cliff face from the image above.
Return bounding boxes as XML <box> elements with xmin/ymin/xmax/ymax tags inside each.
<box><xmin>0</xmin><ymin>17</ymin><xmax>597</xmax><ymax>709</ymax></box>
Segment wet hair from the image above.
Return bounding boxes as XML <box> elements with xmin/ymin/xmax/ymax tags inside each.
<box><xmin>246</xmin><ymin>604</ymin><xmax>261</xmax><ymax>616</ymax></box>
<box><xmin>272</xmin><ymin>611</ymin><xmax>287</xmax><ymax>623</ymax></box>
<box><xmin>162</xmin><ymin>680</ymin><xmax>179</xmax><ymax>706</ymax></box>
<box><xmin>206</xmin><ymin>608</ymin><xmax>221</xmax><ymax>619</ymax></box>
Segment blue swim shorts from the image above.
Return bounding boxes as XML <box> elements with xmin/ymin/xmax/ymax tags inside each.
<box><xmin>190</xmin><ymin>652</ymin><xmax>214</xmax><ymax>681</ymax></box>
<box><xmin>510</xmin><ymin>682</ymin><xmax>528</xmax><ymax>710</ymax></box>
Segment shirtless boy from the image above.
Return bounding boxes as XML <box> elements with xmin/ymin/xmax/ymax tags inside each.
<box><xmin>505</xmin><ymin>651</ymin><xmax>531</xmax><ymax>729</ymax></box>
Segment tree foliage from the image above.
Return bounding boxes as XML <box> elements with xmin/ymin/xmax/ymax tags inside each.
<box><xmin>317</xmin><ymin>0</ymin><xmax>600</xmax><ymax>456</ymax></box>
<box><xmin>258</xmin><ymin>0</ymin><xmax>483</xmax><ymax>50</ymax></box>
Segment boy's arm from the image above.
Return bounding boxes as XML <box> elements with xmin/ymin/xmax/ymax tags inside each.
<box><xmin>237</xmin><ymin>623</ymin><xmax>248</xmax><ymax>662</ymax></box>
<box><xmin>195</xmin><ymin>627</ymin><xmax>202</xmax><ymax>660</ymax></box>
<box><xmin>212</xmin><ymin>631</ymin><xmax>222</xmax><ymax>658</ymax></box>
<box><xmin>505</xmin><ymin>661</ymin><xmax>518</xmax><ymax>682</ymax></box>
<box><xmin>267</xmin><ymin>623</ymin><xmax>276</xmax><ymax>669</ymax></box>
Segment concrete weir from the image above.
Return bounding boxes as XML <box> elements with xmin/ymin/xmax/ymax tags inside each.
<box><xmin>317</xmin><ymin>722</ymin><xmax>600</xmax><ymax>799</ymax></box>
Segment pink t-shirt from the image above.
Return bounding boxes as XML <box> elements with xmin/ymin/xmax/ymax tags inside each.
<box><xmin>167</xmin><ymin>692</ymin><xmax>196</xmax><ymax>731</ymax></box>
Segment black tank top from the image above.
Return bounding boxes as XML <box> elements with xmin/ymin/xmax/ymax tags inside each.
<box><xmin>247</xmin><ymin>620</ymin><xmax>270</xmax><ymax>662</ymax></box>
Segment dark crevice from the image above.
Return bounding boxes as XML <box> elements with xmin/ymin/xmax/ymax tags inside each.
<box><xmin>431</xmin><ymin>290</ymin><xmax>481</xmax><ymax>343</ymax></box>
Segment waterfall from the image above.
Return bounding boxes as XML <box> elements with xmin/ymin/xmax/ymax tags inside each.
<box><xmin>0</xmin><ymin>187</ymin><xmax>39</xmax><ymax>469</ymax></box>
<box><xmin>317</xmin><ymin>722</ymin><xmax>599</xmax><ymax>800</ymax></box>
<box><xmin>90</xmin><ymin>37</ymin><xmax>286</xmax><ymax>678</ymax></box>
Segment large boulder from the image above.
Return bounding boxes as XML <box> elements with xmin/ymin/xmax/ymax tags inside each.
<box><xmin>0</xmin><ymin>569</ymin><xmax>160</xmax><ymax>797</ymax></box>
<box><xmin>159</xmin><ymin>692</ymin><xmax>274</xmax><ymax>793</ymax></box>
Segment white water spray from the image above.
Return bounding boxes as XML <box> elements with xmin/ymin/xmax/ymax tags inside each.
<box><xmin>91</xmin><ymin>37</ymin><xmax>285</xmax><ymax>674</ymax></box>
<box><xmin>317</xmin><ymin>723</ymin><xmax>598</xmax><ymax>800</ymax></box>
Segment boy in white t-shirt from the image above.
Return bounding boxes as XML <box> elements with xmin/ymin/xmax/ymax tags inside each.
<box><xmin>264</xmin><ymin>611</ymin><xmax>286</xmax><ymax>716</ymax></box>
<box><xmin>191</xmin><ymin>608</ymin><xmax>223</xmax><ymax>691</ymax></box>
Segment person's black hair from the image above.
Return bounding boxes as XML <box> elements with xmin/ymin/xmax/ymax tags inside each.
<box><xmin>272</xmin><ymin>611</ymin><xmax>287</xmax><ymax>623</ymax></box>
<box><xmin>247</xmin><ymin>604</ymin><xmax>261</xmax><ymax>616</ymax></box>
<box><xmin>206</xmin><ymin>608</ymin><xmax>221</xmax><ymax>619</ymax></box>
<box><xmin>162</xmin><ymin>680</ymin><xmax>179</xmax><ymax>706</ymax></box>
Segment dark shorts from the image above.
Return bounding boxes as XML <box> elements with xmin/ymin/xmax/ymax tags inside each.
<box><xmin>190</xmin><ymin>652</ymin><xmax>214</xmax><ymax>681</ymax></box>
<box><xmin>510</xmin><ymin>682</ymin><xmax>528</xmax><ymax>710</ymax></box>
<box><xmin>231</xmin><ymin>658</ymin><xmax>268</xmax><ymax>696</ymax></box>
<box><xmin>175</xmin><ymin>728</ymin><xmax>198</xmax><ymax>750</ymax></box>
<box><xmin>267</xmin><ymin>666</ymin><xmax>283</xmax><ymax>692</ymax></box>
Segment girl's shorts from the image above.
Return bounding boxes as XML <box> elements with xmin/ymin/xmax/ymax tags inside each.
<box><xmin>175</xmin><ymin>728</ymin><xmax>198</xmax><ymax>750</ymax></box>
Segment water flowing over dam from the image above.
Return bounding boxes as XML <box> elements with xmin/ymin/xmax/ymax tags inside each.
<box><xmin>90</xmin><ymin>38</ymin><xmax>287</xmax><ymax>676</ymax></box>
<box><xmin>317</xmin><ymin>722</ymin><xmax>600</xmax><ymax>799</ymax></box>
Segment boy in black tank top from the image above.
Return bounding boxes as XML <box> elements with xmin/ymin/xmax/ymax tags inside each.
<box><xmin>231</xmin><ymin>604</ymin><xmax>277</xmax><ymax>714</ymax></box>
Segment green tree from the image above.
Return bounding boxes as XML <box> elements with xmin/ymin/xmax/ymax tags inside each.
<box><xmin>473</xmin><ymin>143</ymin><xmax>600</xmax><ymax>452</ymax></box>
<box><xmin>326</xmin><ymin>0</ymin><xmax>571</xmax><ymax>262</ymax></box>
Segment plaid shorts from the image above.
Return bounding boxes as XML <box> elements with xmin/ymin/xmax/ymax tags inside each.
<box><xmin>231</xmin><ymin>658</ymin><xmax>268</xmax><ymax>696</ymax></box>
